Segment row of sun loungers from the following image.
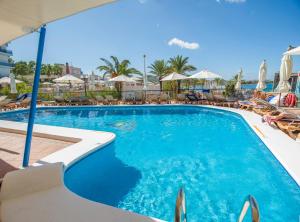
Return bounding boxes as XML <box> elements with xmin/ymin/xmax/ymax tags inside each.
<box><xmin>0</xmin><ymin>94</ymin><xmax>32</xmax><ymax>111</ymax></box>
<box><xmin>238</xmin><ymin>97</ymin><xmax>300</xmax><ymax>140</ymax></box>
<box><xmin>1</xmin><ymin>92</ymin><xmax>299</xmax><ymax>140</ymax></box>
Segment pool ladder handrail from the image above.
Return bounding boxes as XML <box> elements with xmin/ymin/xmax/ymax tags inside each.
<box><xmin>238</xmin><ymin>195</ymin><xmax>260</xmax><ymax>222</ymax></box>
<box><xmin>174</xmin><ymin>187</ymin><xmax>187</xmax><ymax>222</ymax></box>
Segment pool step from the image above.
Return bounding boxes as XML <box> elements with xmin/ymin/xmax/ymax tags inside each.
<box><xmin>174</xmin><ymin>187</ymin><xmax>187</xmax><ymax>222</ymax></box>
<box><xmin>173</xmin><ymin>188</ymin><xmax>260</xmax><ymax>222</ymax></box>
<box><xmin>238</xmin><ymin>195</ymin><xmax>260</xmax><ymax>222</ymax></box>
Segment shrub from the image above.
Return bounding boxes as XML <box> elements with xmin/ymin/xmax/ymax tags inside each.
<box><xmin>223</xmin><ymin>80</ymin><xmax>236</xmax><ymax>97</ymax></box>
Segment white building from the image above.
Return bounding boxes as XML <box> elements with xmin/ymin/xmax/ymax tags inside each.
<box><xmin>0</xmin><ymin>44</ymin><xmax>13</xmax><ymax>78</ymax></box>
<box><xmin>57</xmin><ymin>62</ymin><xmax>82</xmax><ymax>78</ymax></box>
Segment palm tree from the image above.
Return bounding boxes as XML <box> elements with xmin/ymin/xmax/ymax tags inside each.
<box><xmin>168</xmin><ymin>55</ymin><xmax>196</xmax><ymax>93</ymax></box>
<box><xmin>168</xmin><ymin>55</ymin><xmax>196</xmax><ymax>74</ymax></box>
<box><xmin>52</xmin><ymin>64</ymin><xmax>63</xmax><ymax>76</ymax></box>
<box><xmin>148</xmin><ymin>59</ymin><xmax>170</xmax><ymax>91</ymax></box>
<box><xmin>97</xmin><ymin>56</ymin><xmax>141</xmax><ymax>94</ymax></box>
<box><xmin>27</xmin><ymin>61</ymin><xmax>36</xmax><ymax>76</ymax></box>
<box><xmin>97</xmin><ymin>56</ymin><xmax>141</xmax><ymax>79</ymax></box>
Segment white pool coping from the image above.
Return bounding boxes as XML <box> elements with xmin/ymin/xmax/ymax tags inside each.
<box><xmin>0</xmin><ymin>118</ymin><xmax>164</xmax><ymax>222</ymax></box>
<box><xmin>0</xmin><ymin>104</ymin><xmax>299</xmax><ymax>222</ymax></box>
<box><xmin>0</xmin><ymin>119</ymin><xmax>116</xmax><ymax>167</ymax></box>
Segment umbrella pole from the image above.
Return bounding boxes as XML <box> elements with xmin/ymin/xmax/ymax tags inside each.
<box><xmin>22</xmin><ymin>26</ymin><xmax>46</xmax><ymax>167</ymax></box>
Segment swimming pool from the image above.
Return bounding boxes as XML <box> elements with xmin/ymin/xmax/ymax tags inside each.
<box><xmin>0</xmin><ymin>106</ymin><xmax>299</xmax><ymax>221</ymax></box>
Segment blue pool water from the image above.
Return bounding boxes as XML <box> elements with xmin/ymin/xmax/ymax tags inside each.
<box><xmin>0</xmin><ymin>106</ymin><xmax>299</xmax><ymax>221</ymax></box>
<box><xmin>242</xmin><ymin>83</ymin><xmax>273</xmax><ymax>92</ymax></box>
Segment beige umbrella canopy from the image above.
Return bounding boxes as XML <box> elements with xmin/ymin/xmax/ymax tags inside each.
<box><xmin>0</xmin><ymin>76</ymin><xmax>22</xmax><ymax>85</ymax></box>
<box><xmin>256</xmin><ymin>60</ymin><xmax>267</xmax><ymax>91</ymax></box>
<box><xmin>275</xmin><ymin>54</ymin><xmax>293</xmax><ymax>92</ymax></box>
<box><xmin>284</xmin><ymin>46</ymin><xmax>300</xmax><ymax>56</ymax></box>
<box><xmin>188</xmin><ymin>70</ymin><xmax>222</xmax><ymax>80</ymax></box>
<box><xmin>108</xmin><ymin>75</ymin><xmax>136</xmax><ymax>82</ymax></box>
<box><xmin>161</xmin><ymin>72</ymin><xmax>187</xmax><ymax>81</ymax></box>
<box><xmin>9</xmin><ymin>73</ymin><xmax>17</xmax><ymax>93</ymax></box>
<box><xmin>235</xmin><ymin>69</ymin><xmax>242</xmax><ymax>90</ymax></box>
<box><xmin>0</xmin><ymin>0</ymin><xmax>115</xmax><ymax>45</ymax></box>
<box><xmin>53</xmin><ymin>74</ymin><xmax>84</xmax><ymax>84</ymax></box>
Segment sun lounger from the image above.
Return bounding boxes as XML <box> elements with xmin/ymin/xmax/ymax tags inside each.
<box><xmin>124</xmin><ymin>94</ymin><xmax>135</xmax><ymax>104</ymax></box>
<box><xmin>134</xmin><ymin>92</ymin><xmax>143</xmax><ymax>105</ymax></box>
<box><xmin>238</xmin><ymin>100</ymin><xmax>256</xmax><ymax>110</ymax></box>
<box><xmin>54</xmin><ymin>96</ymin><xmax>66</xmax><ymax>106</ymax></box>
<box><xmin>176</xmin><ymin>94</ymin><xmax>187</xmax><ymax>103</ymax></box>
<box><xmin>105</xmin><ymin>95</ymin><xmax>118</xmax><ymax>105</ymax></box>
<box><xmin>159</xmin><ymin>93</ymin><xmax>170</xmax><ymax>104</ymax></box>
<box><xmin>275</xmin><ymin>120</ymin><xmax>300</xmax><ymax>140</ymax></box>
<box><xmin>0</xmin><ymin>99</ymin><xmax>13</xmax><ymax>110</ymax></box>
<box><xmin>186</xmin><ymin>94</ymin><xmax>199</xmax><ymax>104</ymax></box>
<box><xmin>79</xmin><ymin>96</ymin><xmax>92</xmax><ymax>105</ymax></box>
<box><xmin>147</xmin><ymin>94</ymin><xmax>159</xmax><ymax>104</ymax></box>
<box><xmin>202</xmin><ymin>92</ymin><xmax>215</xmax><ymax>105</ymax></box>
<box><xmin>95</xmin><ymin>95</ymin><xmax>107</xmax><ymax>105</ymax></box>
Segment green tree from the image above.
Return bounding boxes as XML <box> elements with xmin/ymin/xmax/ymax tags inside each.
<box><xmin>97</xmin><ymin>56</ymin><xmax>141</xmax><ymax>93</ymax></box>
<box><xmin>11</xmin><ymin>61</ymin><xmax>28</xmax><ymax>77</ymax></box>
<box><xmin>97</xmin><ymin>56</ymin><xmax>141</xmax><ymax>78</ymax></box>
<box><xmin>27</xmin><ymin>61</ymin><xmax>36</xmax><ymax>75</ymax></box>
<box><xmin>41</xmin><ymin>64</ymin><xmax>53</xmax><ymax>79</ymax></box>
<box><xmin>215</xmin><ymin>78</ymin><xmax>225</xmax><ymax>87</ymax></box>
<box><xmin>148</xmin><ymin>59</ymin><xmax>170</xmax><ymax>91</ymax></box>
<box><xmin>168</xmin><ymin>55</ymin><xmax>196</xmax><ymax>74</ymax></box>
<box><xmin>52</xmin><ymin>64</ymin><xmax>63</xmax><ymax>76</ymax></box>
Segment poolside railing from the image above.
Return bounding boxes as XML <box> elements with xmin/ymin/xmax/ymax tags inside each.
<box><xmin>238</xmin><ymin>195</ymin><xmax>260</xmax><ymax>222</ymax></box>
<box><xmin>36</xmin><ymin>89</ymin><xmax>254</xmax><ymax>102</ymax></box>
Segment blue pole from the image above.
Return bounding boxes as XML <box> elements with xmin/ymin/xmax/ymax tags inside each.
<box><xmin>22</xmin><ymin>26</ymin><xmax>46</xmax><ymax>167</ymax></box>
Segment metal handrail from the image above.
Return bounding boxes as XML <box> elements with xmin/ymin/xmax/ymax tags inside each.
<box><xmin>238</xmin><ymin>195</ymin><xmax>260</xmax><ymax>222</ymax></box>
<box><xmin>174</xmin><ymin>187</ymin><xmax>187</xmax><ymax>222</ymax></box>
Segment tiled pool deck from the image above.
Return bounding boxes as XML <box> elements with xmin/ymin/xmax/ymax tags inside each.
<box><xmin>0</xmin><ymin>130</ymin><xmax>73</xmax><ymax>178</ymax></box>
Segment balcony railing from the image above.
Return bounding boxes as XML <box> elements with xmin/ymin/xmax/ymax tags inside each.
<box><xmin>0</xmin><ymin>61</ymin><xmax>14</xmax><ymax>67</ymax></box>
<box><xmin>0</xmin><ymin>48</ymin><xmax>13</xmax><ymax>55</ymax></box>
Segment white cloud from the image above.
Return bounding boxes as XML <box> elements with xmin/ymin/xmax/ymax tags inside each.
<box><xmin>217</xmin><ymin>0</ymin><xmax>246</xmax><ymax>3</ymax></box>
<box><xmin>168</xmin><ymin>38</ymin><xmax>199</xmax><ymax>50</ymax></box>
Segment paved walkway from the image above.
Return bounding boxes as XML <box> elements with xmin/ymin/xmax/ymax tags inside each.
<box><xmin>0</xmin><ymin>131</ymin><xmax>73</xmax><ymax>178</ymax></box>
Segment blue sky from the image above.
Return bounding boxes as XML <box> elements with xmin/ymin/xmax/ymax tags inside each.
<box><xmin>9</xmin><ymin>0</ymin><xmax>300</xmax><ymax>80</ymax></box>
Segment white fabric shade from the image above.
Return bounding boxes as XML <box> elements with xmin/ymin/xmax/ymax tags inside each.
<box><xmin>53</xmin><ymin>74</ymin><xmax>84</xmax><ymax>84</ymax></box>
<box><xmin>41</xmin><ymin>82</ymin><xmax>53</xmax><ymax>85</ymax></box>
<box><xmin>0</xmin><ymin>0</ymin><xmax>115</xmax><ymax>45</ymax></box>
<box><xmin>89</xmin><ymin>74</ymin><xmax>96</xmax><ymax>90</ymax></box>
<box><xmin>9</xmin><ymin>73</ymin><xmax>17</xmax><ymax>93</ymax></box>
<box><xmin>0</xmin><ymin>77</ymin><xmax>22</xmax><ymax>85</ymax></box>
<box><xmin>188</xmin><ymin>70</ymin><xmax>221</xmax><ymax>80</ymax></box>
<box><xmin>108</xmin><ymin>75</ymin><xmax>136</xmax><ymax>82</ymax></box>
<box><xmin>161</xmin><ymin>73</ymin><xmax>187</xmax><ymax>81</ymax></box>
<box><xmin>275</xmin><ymin>55</ymin><xmax>293</xmax><ymax>92</ymax></box>
<box><xmin>284</xmin><ymin>46</ymin><xmax>300</xmax><ymax>56</ymax></box>
<box><xmin>256</xmin><ymin>60</ymin><xmax>267</xmax><ymax>91</ymax></box>
<box><xmin>235</xmin><ymin>69</ymin><xmax>242</xmax><ymax>90</ymax></box>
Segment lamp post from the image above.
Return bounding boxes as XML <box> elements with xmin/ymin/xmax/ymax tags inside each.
<box><xmin>83</xmin><ymin>75</ymin><xmax>88</xmax><ymax>96</ymax></box>
<box><xmin>143</xmin><ymin>54</ymin><xmax>147</xmax><ymax>103</ymax></box>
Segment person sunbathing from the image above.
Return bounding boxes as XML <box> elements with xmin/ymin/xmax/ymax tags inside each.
<box><xmin>262</xmin><ymin>111</ymin><xmax>298</xmax><ymax>125</ymax></box>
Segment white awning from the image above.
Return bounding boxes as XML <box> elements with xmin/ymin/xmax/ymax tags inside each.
<box><xmin>0</xmin><ymin>76</ymin><xmax>22</xmax><ymax>85</ymax></box>
<box><xmin>0</xmin><ymin>0</ymin><xmax>115</xmax><ymax>45</ymax></box>
<box><xmin>284</xmin><ymin>46</ymin><xmax>300</xmax><ymax>56</ymax></box>
<box><xmin>108</xmin><ymin>75</ymin><xmax>136</xmax><ymax>82</ymax></box>
<box><xmin>188</xmin><ymin>70</ymin><xmax>221</xmax><ymax>80</ymax></box>
<box><xmin>161</xmin><ymin>72</ymin><xmax>187</xmax><ymax>81</ymax></box>
<box><xmin>53</xmin><ymin>74</ymin><xmax>84</xmax><ymax>84</ymax></box>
